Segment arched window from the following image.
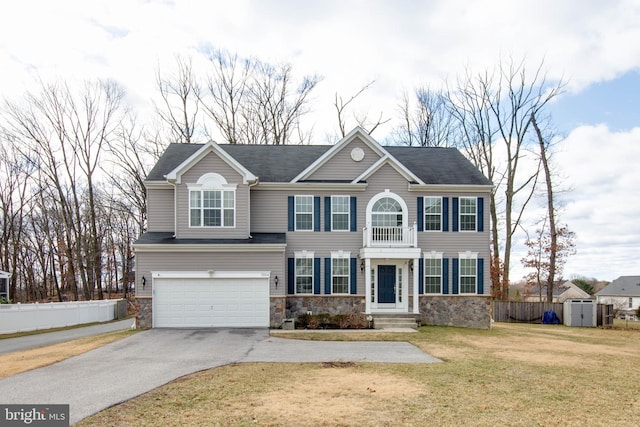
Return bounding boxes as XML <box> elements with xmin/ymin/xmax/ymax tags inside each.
<box><xmin>371</xmin><ymin>197</ymin><xmax>403</xmax><ymax>227</ymax></box>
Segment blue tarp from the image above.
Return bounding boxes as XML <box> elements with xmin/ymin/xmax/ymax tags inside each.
<box><xmin>542</xmin><ymin>311</ymin><xmax>560</xmax><ymax>324</ymax></box>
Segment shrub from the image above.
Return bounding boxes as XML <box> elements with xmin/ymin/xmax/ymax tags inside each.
<box><xmin>295</xmin><ymin>312</ymin><xmax>369</xmax><ymax>329</ymax></box>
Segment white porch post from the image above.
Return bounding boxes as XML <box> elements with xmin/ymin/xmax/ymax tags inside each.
<box><xmin>364</xmin><ymin>258</ymin><xmax>371</xmax><ymax>314</ymax></box>
<box><xmin>412</xmin><ymin>257</ymin><xmax>419</xmax><ymax>314</ymax></box>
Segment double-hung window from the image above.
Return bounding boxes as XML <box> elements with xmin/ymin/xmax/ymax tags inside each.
<box><xmin>424</xmin><ymin>255</ymin><xmax>443</xmax><ymax>294</ymax></box>
<box><xmin>189</xmin><ymin>173</ymin><xmax>236</xmax><ymax>228</ymax></box>
<box><xmin>295</xmin><ymin>196</ymin><xmax>314</xmax><ymax>231</ymax></box>
<box><xmin>459</xmin><ymin>197</ymin><xmax>477</xmax><ymax>231</ymax></box>
<box><xmin>331</xmin><ymin>257</ymin><xmax>350</xmax><ymax>294</ymax></box>
<box><xmin>295</xmin><ymin>257</ymin><xmax>313</xmax><ymax>294</ymax></box>
<box><xmin>331</xmin><ymin>196</ymin><xmax>350</xmax><ymax>231</ymax></box>
<box><xmin>459</xmin><ymin>255</ymin><xmax>477</xmax><ymax>294</ymax></box>
<box><xmin>424</xmin><ymin>197</ymin><xmax>442</xmax><ymax>231</ymax></box>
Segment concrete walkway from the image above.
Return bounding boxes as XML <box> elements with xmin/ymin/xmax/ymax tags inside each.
<box><xmin>0</xmin><ymin>328</ymin><xmax>440</xmax><ymax>424</ymax></box>
<box><xmin>0</xmin><ymin>318</ymin><xmax>134</xmax><ymax>355</ymax></box>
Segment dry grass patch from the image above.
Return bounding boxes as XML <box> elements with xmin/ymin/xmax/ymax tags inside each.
<box><xmin>0</xmin><ymin>331</ymin><xmax>133</xmax><ymax>379</ymax></box>
<box><xmin>80</xmin><ymin>324</ymin><xmax>640</xmax><ymax>426</ymax></box>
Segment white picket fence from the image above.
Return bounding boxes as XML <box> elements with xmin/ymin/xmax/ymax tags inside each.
<box><xmin>0</xmin><ymin>300</ymin><xmax>121</xmax><ymax>334</ymax></box>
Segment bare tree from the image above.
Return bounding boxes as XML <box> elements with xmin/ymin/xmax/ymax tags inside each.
<box><xmin>153</xmin><ymin>55</ymin><xmax>202</xmax><ymax>144</ymax></box>
<box><xmin>447</xmin><ymin>58</ymin><xmax>564</xmax><ymax>298</ymax></box>
<box><xmin>199</xmin><ymin>48</ymin><xmax>321</xmax><ymax>144</ymax></box>
<box><xmin>334</xmin><ymin>81</ymin><xmax>389</xmax><ymax>137</ymax></box>
<box><xmin>393</xmin><ymin>87</ymin><xmax>454</xmax><ymax>147</ymax></box>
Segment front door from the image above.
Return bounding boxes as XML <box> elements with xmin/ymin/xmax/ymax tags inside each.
<box><xmin>378</xmin><ymin>265</ymin><xmax>396</xmax><ymax>303</ymax></box>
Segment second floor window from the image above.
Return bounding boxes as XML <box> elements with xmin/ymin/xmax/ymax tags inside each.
<box><xmin>295</xmin><ymin>196</ymin><xmax>314</xmax><ymax>231</ymax></box>
<box><xmin>424</xmin><ymin>197</ymin><xmax>442</xmax><ymax>231</ymax></box>
<box><xmin>332</xmin><ymin>196</ymin><xmax>350</xmax><ymax>231</ymax></box>
<box><xmin>459</xmin><ymin>197</ymin><xmax>477</xmax><ymax>231</ymax></box>
<box><xmin>190</xmin><ymin>189</ymin><xmax>235</xmax><ymax>227</ymax></box>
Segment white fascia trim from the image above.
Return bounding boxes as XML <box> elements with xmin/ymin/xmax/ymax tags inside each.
<box><xmin>253</xmin><ymin>182</ymin><xmax>368</xmax><ymax>191</ymax></box>
<box><xmin>134</xmin><ymin>244</ymin><xmax>286</xmax><ymax>253</ymax></box>
<box><xmin>165</xmin><ymin>141</ymin><xmax>257</xmax><ymax>184</ymax></box>
<box><xmin>359</xmin><ymin>247</ymin><xmax>422</xmax><ymax>259</ymax></box>
<box><xmin>152</xmin><ymin>270</ymin><xmax>271</xmax><ymax>279</ymax></box>
<box><xmin>352</xmin><ymin>155</ymin><xmax>424</xmax><ymax>185</ymax></box>
<box><xmin>408</xmin><ymin>184</ymin><xmax>494</xmax><ymax>193</ymax></box>
<box><xmin>291</xmin><ymin>127</ymin><xmax>387</xmax><ymax>182</ymax></box>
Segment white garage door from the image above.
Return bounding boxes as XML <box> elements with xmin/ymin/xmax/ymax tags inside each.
<box><xmin>153</xmin><ymin>273</ymin><xmax>270</xmax><ymax>328</ymax></box>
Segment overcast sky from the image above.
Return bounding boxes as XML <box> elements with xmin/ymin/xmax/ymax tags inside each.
<box><xmin>1</xmin><ymin>0</ymin><xmax>639</xmax><ymax>282</ymax></box>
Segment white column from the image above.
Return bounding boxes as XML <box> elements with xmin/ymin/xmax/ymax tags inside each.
<box><xmin>364</xmin><ymin>258</ymin><xmax>371</xmax><ymax>314</ymax></box>
<box><xmin>412</xmin><ymin>257</ymin><xmax>420</xmax><ymax>314</ymax></box>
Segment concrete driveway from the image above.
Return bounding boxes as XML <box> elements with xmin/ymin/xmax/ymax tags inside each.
<box><xmin>0</xmin><ymin>328</ymin><xmax>440</xmax><ymax>424</ymax></box>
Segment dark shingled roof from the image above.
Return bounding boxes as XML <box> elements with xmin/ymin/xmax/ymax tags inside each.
<box><xmin>595</xmin><ymin>276</ymin><xmax>640</xmax><ymax>297</ymax></box>
<box><xmin>146</xmin><ymin>143</ymin><xmax>491</xmax><ymax>186</ymax></box>
<box><xmin>135</xmin><ymin>232</ymin><xmax>286</xmax><ymax>245</ymax></box>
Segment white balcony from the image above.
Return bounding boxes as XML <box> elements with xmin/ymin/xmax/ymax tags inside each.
<box><xmin>362</xmin><ymin>223</ymin><xmax>417</xmax><ymax>248</ymax></box>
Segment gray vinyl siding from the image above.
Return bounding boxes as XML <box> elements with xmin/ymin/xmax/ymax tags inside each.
<box><xmin>147</xmin><ymin>188</ymin><xmax>175</xmax><ymax>232</ymax></box>
<box><xmin>176</xmin><ymin>152</ymin><xmax>250</xmax><ymax>239</ymax></box>
<box><xmin>135</xmin><ymin>250</ymin><xmax>285</xmax><ymax>297</ymax></box>
<box><xmin>306</xmin><ymin>137</ymin><xmax>381</xmax><ymax>181</ymax></box>
<box><xmin>250</xmin><ymin>164</ymin><xmax>491</xmax><ymax>295</ymax></box>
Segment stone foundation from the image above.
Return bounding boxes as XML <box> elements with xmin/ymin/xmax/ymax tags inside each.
<box><xmin>283</xmin><ymin>296</ymin><xmax>366</xmax><ymax>325</ymax></box>
<box><xmin>419</xmin><ymin>295</ymin><xmax>492</xmax><ymax>329</ymax></box>
<box><xmin>270</xmin><ymin>296</ymin><xmax>286</xmax><ymax>327</ymax></box>
<box><xmin>135</xmin><ymin>297</ymin><xmax>153</xmax><ymax>329</ymax></box>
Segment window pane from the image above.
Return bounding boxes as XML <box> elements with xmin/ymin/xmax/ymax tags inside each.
<box><xmin>203</xmin><ymin>209</ymin><xmax>221</xmax><ymax>226</ymax></box>
<box><xmin>190</xmin><ymin>209</ymin><xmax>201</xmax><ymax>227</ymax></box>
<box><xmin>332</xmin><ymin>214</ymin><xmax>349</xmax><ymax>230</ymax></box>
<box><xmin>203</xmin><ymin>191</ymin><xmax>221</xmax><ymax>208</ymax></box>
<box><xmin>424</xmin><ymin>258</ymin><xmax>442</xmax><ymax>294</ymax></box>
<box><xmin>296</xmin><ymin>258</ymin><xmax>313</xmax><ymax>294</ymax></box>
<box><xmin>296</xmin><ymin>196</ymin><xmax>313</xmax><ymax>230</ymax></box>
<box><xmin>190</xmin><ymin>191</ymin><xmax>201</xmax><ymax>208</ymax></box>
<box><xmin>332</xmin><ymin>277</ymin><xmax>349</xmax><ymax>294</ymax></box>
<box><xmin>223</xmin><ymin>191</ymin><xmax>234</xmax><ymax>208</ymax></box>
<box><xmin>424</xmin><ymin>197</ymin><xmax>442</xmax><ymax>231</ymax></box>
<box><xmin>373</xmin><ymin>197</ymin><xmax>401</xmax><ymax>213</ymax></box>
<box><xmin>223</xmin><ymin>209</ymin><xmax>234</xmax><ymax>227</ymax></box>
<box><xmin>332</xmin><ymin>196</ymin><xmax>349</xmax><ymax>231</ymax></box>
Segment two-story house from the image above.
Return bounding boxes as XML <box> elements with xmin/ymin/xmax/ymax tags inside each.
<box><xmin>134</xmin><ymin>127</ymin><xmax>493</xmax><ymax>329</ymax></box>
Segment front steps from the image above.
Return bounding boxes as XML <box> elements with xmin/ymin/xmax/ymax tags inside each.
<box><xmin>372</xmin><ymin>313</ymin><xmax>421</xmax><ymax>330</ymax></box>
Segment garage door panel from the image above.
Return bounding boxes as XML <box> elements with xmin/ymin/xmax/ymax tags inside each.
<box><xmin>153</xmin><ymin>275</ymin><xmax>269</xmax><ymax>328</ymax></box>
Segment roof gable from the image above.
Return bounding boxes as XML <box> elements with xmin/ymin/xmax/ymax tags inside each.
<box><xmin>163</xmin><ymin>141</ymin><xmax>257</xmax><ymax>184</ymax></box>
<box><xmin>291</xmin><ymin>127</ymin><xmax>424</xmax><ymax>185</ymax></box>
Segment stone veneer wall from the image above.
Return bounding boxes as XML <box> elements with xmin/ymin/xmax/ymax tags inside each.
<box><xmin>281</xmin><ymin>296</ymin><xmax>366</xmax><ymax>326</ymax></box>
<box><xmin>136</xmin><ymin>297</ymin><xmax>153</xmax><ymax>329</ymax></box>
<box><xmin>419</xmin><ymin>295</ymin><xmax>492</xmax><ymax>329</ymax></box>
<box><xmin>270</xmin><ymin>296</ymin><xmax>286</xmax><ymax>327</ymax></box>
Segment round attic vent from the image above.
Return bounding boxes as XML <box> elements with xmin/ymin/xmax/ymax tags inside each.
<box><xmin>351</xmin><ymin>147</ymin><xmax>365</xmax><ymax>162</ymax></box>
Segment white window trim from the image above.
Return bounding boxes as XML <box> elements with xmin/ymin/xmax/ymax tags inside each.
<box><xmin>423</xmin><ymin>251</ymin><xmax>443</xmax><ymax>294</ymax></box>
<box><xmin>423</xmin><ymin>196</ymin><xmax>443</xmax><ymax>232</ymax></box>
<box><xmin>458</xmin><ymin>251</ymin><xmax>478</xmax><ymax>294</ymax></box>
<box><xmin>294</xmin><ymin>251</ymin><xmax>315</xmax><ymax>295</ymax></box>
<box><xmin>188</xmin><ymin>174</ymin><xmax>237</xmax><ymax>229</ymax></box>
<box><xmin>331</xmin><ymin>195</ymin><xmax>350</xmax><ymax>232</ymax></box>
<box><xmin>294</xmin><ymin>195</ymin><xmax>314</xmax><ymax>232</ymax></box>
<box><xmin>459</xmin><ymin>197</ymin><xmax>477</xmax><ymax>232</ymax></box>
<box><xmin>365</xmin><ymin>190</ymin><xmax>408</xmax><ymax>228</ymax></box>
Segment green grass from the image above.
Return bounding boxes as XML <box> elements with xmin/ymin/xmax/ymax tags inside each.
<box><xmin>78</xmin><ymin>323</ymin><xmax>640</xmax><ymax>426</ymax></box>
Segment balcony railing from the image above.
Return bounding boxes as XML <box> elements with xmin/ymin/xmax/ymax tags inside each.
<box><xmin>363</xmin><ymin>223</ymin><xmax>417</xmax><ymax>248</ymax></box>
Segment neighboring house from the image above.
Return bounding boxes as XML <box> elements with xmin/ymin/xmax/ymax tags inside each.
<box><xmin>595</xmin><ymin>276</ymin><xmax>640</xmax><ymax>315</ymax></box>
<box><xmin>522</xmin><ymin>280</ymin><xmax>591</xmax><ymax>303</ymax></box>
<box><xmin>134</xmin><ymin>128</ymin><xmax>493</xmax><ymax>329</ymax></box>
<box><xmin>0</xmin><ymin>270</ymin><xmax>9</xmax><ymax>301</ymax></box>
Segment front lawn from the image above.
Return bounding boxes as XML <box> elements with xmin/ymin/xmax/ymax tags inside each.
<box><xmin>79</xmin><ymin>323</ymin><xmax>640</xmax><ymax>426</ymax></box>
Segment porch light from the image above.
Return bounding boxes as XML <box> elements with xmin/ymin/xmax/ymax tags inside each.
<box><xmin>274</xmin><ymin>276</ymin><xmax>279</xmax><ymax>288</ymax></box>
<box><xmin>360</xmin><ymin>260</ymin><xmax>364</xmax><ymax>272</ymax></box>
<box><xmin>142</xmin><ymin>276</ymin><xmax>146</xmax><ymax>289</ymax></box>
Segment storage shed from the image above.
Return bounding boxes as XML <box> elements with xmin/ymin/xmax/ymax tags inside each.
<box><xmin>563</xmin><ymin>299</ymin><xmax>596</xmax><ymax>327</ymax></box>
